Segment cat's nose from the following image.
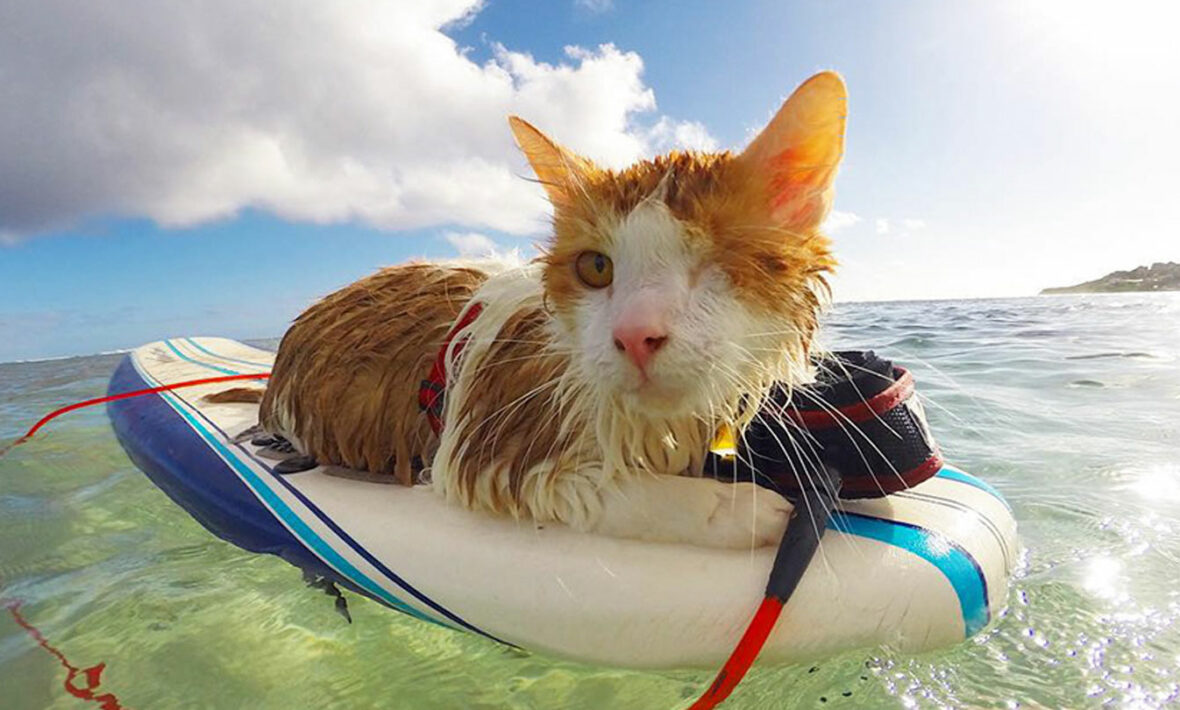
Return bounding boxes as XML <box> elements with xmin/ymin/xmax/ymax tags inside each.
<box><xmin>612</xmin><ymin>324</ymin><xmax>668</xmax><ymax>373</ymax></box>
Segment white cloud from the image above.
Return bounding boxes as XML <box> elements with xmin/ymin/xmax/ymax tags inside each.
<box><xmin>443</xmin><ymin>231</ymin><xmax>499</xmax><ymax>257</ymax></box>
<box><xmin>575</xmin><ymin>0</ymin><xmax>614</xmax><ymax>12</ymax></box>
<box><xmin>0</xmin><ymin>1</ymin><xmax>715</xmax><ymax>238</ymax></box>
<box><xmin>822</xmin><ymin>210</ymin><xmax>861</xmax><ymax>233</ymax></box>
<box><xmin>643</xmin><ymin>117</ymin><xmax>719</xmax><ymax>153</ymax></box>
<box><xmin>869</xmin><ymin>216</ymin><xmax>926</xmax><ymax>236</ymax></box>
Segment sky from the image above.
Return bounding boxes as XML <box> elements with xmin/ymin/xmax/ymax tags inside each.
<box><xmin>2</xmin><ymin>0</ymin><xmax>1178</xmax><ymax>362</ymax></box>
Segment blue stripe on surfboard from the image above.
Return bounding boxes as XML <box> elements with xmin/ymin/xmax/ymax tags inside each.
<box><xmin>184</xmin><ymin>337</ymin><xmax>273</xmax><ymax>370</ymax></box>
<box><xmin>893</xmin><ymin>489</ymin><xmax>1012</xmax><ymax>571</ymax></box>
<box><xmin>148</xmin><ymin>382</ymin><xmax>446</xmax><ymax>627</ymax></box>
<box><xmin>830</xmin><ymin>511</ymin><xmax>990</xmax><ymax>637</ymax></box>
<box><xmin>164</xmin><ymin>339</ymin><xmax>239</xmax><ymax>376</ymax></box>
<box><xmin>151</xmin><ymin>368</ymin><xmax>513</xmax><ymax>645</ymax></box>
<box><xmin>936</xmin><ymin>466</ymin><xmax>1011</xmax><ymax>510</ymax></box>
<box><xmin>134</xmin><ymin>350</ymin><xmax>512</xmax><ymax>644</ymax></box>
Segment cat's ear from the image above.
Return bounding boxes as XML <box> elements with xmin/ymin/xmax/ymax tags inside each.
<box><xmin>736</xmin><ymin>71</ymin><xmax>847</xmax><ymax>231</ymax></box>
<box><xmin>508</xmin><ymin>116</ymin><xmax>597</xmax><ymax>208</ymax></box>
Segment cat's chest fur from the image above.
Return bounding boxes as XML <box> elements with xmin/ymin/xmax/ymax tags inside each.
<box><xmin>428</xmin><ymin>261</ymin><xmax>714</xmax><ymax>518</ymax></box>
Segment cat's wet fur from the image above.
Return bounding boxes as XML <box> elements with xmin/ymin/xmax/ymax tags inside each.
<box><xmin>248</xmin><ymin>72</ymin><xmax>847</xmax><ymax>548</ymax></box>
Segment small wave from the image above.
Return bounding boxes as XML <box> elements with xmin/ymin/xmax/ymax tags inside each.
<box><xmin>1065</xmin><ymin>352</ymin><xmax>1157</xmax><ymax>360</ymax></box>
<box><xmin>0</xmin><ymin>348</ymin><xmax>131</xmax><ymax>366</ymax></box>
<box><xmin>1013</xmin><ymin>329</ymin><xmax>1063</xmax><ymax>338</ymax></box>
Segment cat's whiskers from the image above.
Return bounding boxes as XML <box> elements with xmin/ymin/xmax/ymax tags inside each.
<box><xmin>812</xmin><ymin>355</ymin><xmax>974</xmax><ymax>458</ymax></box>
<box><xmin>704</xmin><ymin>362</ymin><xmax>807</xmax><ymax>553</ymax></box>
<box><xmin>751</xmin><ymin>407</ymin><xmax>843</xmax><ymax>571</ymax></box>
<box><xmin>719</xmin><ymin>349</ymin><xmax>858</xmax><ymax>568</ymax></box>
<box><xmin>884</xmin><ymin>346</ymin><xmax>1013</xmax><ymax>435</ymax></box>
<box><xmin>726</xmin><ymin>346</ymin><xmax>838</xmax><ymax>483</ymax></box>
<box><xmin>790</xmin><ymin>387</ymin><xmax>906</xmax><ymax>496</ymax></box>
<box><xmin>704</xmin><ymin>354</ymin><xmax>803</xmax><ymax>549</ymax></box>
<box><xmin>458</xmin><ymin>377</ymin><xmax>562</xmax><ymax>467</ymax></box>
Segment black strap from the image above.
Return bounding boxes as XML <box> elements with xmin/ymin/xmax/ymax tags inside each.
<box><xmin>765</xmin><ymin>464</ymin><xmax>842</xmax><ymax>601</ymax></box>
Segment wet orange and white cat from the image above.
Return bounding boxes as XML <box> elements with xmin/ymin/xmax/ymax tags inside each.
<box><xmin>255</xmin><ymin>71</ymin><xmax>845</xmax><ymax>549</ymax></box>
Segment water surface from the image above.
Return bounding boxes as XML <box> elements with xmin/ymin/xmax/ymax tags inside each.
<box><xmin>2</xmin><ymin>293</ymin><xmax>1179</xmax><ymax>708</ymax></box>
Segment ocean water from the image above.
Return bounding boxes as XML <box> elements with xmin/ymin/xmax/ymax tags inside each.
<box><xmin>2</xmin><ymin>293</ymin><xmax>1179</xmax><ymax>709</ymax></box>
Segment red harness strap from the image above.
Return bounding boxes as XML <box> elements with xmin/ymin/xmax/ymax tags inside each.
<box><xmin>784</xmin><ymin>367</ymin><xmax>915</xmax><ymax>431</ymax></box>
<box><xmin>418</xmin><ymin>303</ymin><xmax>484</xmax><ymax>435</ymax></box>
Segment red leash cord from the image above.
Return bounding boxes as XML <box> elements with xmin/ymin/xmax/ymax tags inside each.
<box><xmin>688</xmin><ymin>597</ymin><xmax>785</xmax><ymax>709</ymax></box>
<box><xmin>0</xmin><ymin>373</ymin><xmax>269</xmax><ymax>707</ymax></box>
<box><xmin>4</xmin><ymin>600</ymin><xmax>129</xmax><ymax>709</ymax></box>
<box><xmin>0</xmin><ymin>373</ymin><xmax>270</xmax><ymax>458</ymax></box>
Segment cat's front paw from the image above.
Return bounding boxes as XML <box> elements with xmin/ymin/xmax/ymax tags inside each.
<box><xmin>703</xmin><ymin>481</ymin><xmax>793</xmax><ymax>549</ymax></box>
<box><xmin>590</xmin><ymin>474</ymin><xmax>793</xmax><ymax>549</ymax></box>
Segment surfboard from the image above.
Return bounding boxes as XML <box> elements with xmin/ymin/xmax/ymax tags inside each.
<box><xmin>107</xmin><ymin>336</ymin><xmax>1017</xmax><ymax>668</ymax></box>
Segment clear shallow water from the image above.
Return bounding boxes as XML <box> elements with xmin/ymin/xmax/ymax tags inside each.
<box><xmin>2</xmin><ymin>293</ymin><xmax>1179</xmax><ymax>709</ymax></box>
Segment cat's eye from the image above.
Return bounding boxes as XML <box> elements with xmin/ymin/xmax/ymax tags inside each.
<box><xmin>574</xmin><ymin>251</ymin><xmax>613</xmax><ymax>289</ymax></box>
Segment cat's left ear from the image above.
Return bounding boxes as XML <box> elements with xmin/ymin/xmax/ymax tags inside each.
<box><xmin>508</xmin><ymin>116</ymin><xmax>597</xmax><ymax>209</ymax></box>
<box><xmin>736</xmin><ymin>71</ymin><xmax>847</xmax><ymax>231</ymax></box>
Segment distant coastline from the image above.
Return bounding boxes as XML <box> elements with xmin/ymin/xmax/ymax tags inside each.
<box><xmin>1041</xmin><ymin>262</ymin><xmax>1180</xmax><ymax>295</ymax></box>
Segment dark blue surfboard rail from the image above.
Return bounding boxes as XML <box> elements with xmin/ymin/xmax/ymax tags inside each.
<box><xmin>106</xmin><ymin>355</ymin><xmax>367</xmax><ymax>597</ymax></box>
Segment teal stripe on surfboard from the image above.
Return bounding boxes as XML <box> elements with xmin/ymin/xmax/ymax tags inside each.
<box><xmin>131</xmin><ymin>355</ymin><xmax>456</xmax><ymax>631</ymax></box>
<box><xmin>184</xmin><ymin>337</ymin><xmax>272</xmax><ymax>370</ymax></box>
<box><xmin>164</xmin><ymin>339</ymin><xmax>239</xmax><ymax>376</ymax></box>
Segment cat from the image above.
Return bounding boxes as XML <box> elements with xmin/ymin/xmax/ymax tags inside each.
<box><xmin>253</xmin><ymin>71</ymin><xmax>846</xmax><ymax>549</ymax></box>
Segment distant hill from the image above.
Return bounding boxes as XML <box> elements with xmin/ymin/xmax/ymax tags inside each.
<box><xmin>1041</xmin><ymin>262</ymin><xmax>1180</xmax><ymax>294</ymax></box>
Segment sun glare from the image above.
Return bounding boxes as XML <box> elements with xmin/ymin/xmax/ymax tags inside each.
<box><xmin>1010</xmin><ymin>0</ymin><xmax>1180</xmax><ymax>83</ymax></box>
